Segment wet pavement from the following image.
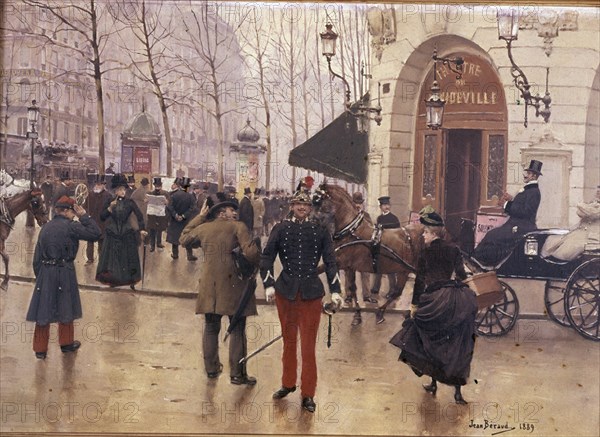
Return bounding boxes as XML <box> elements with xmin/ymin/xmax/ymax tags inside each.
<box><xmin>1</xmin><ymin>216</ymin><xmax>599</xmax><ymax>436</ymax></box>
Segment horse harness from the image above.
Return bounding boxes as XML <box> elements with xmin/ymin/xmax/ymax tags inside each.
<box><xmin>0</xmin><ymin>198</ymin><xmax>15</xmax><ymax>228</ymax></box>
<box><xmin>331</xmin><ymin>210</ymin><xmax>416</xmax><ymax>273</ymax></box>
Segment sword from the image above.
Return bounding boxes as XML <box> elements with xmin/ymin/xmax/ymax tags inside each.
<box><xmin>238</xmin><ymin>334</ymin><xmax>282</xmax><ymax>365</ymax></box>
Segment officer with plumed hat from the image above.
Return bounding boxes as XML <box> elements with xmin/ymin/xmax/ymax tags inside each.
<box><xmin>473</xmin><ymin>159</ymin><xmax>543</xmax><ymax>267</ymax></box>
<box><xmin>260</xmin><ymin>180</ymin><xmax>343</xmax><ymax>413</ymax></box>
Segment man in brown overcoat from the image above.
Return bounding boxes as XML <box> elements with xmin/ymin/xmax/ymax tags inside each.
<box><xmin>179</xmin><ymin>194</ymin><xmax>260</xmax><ymax>385</ymax></box>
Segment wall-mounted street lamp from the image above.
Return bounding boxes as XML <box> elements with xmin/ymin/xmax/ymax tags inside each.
<box><xmin>320</xmin><ymin>23</ymin><xmax>382</xmax><ymax>132</ymax></box>
<box><xmin>497</xmin><ymin>8</ymin><xmax>552</xmax><ymax>127</ymax></box>
<box><xmin>27</xmin><ymin>99</ymin><xmax>40</xmax><ymax>187</ymax></box>
<box><xmin>425</xmin><ymin>48</ymin><xmax>464</xmax><ymax>130</ymax></box>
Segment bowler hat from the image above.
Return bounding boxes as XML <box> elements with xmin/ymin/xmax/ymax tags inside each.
<box><xmin>206</xmin><ymin>192</ymin><xmax>238</xmax><ymax>220</ymax></box>
<box><xmin>55</xmin><ymin>195</ymin><xmax>75</xmax><ymax>210</ymax></box>
<box><xmin>378</xmin><ymin>196</ymin><xmax>391</xmax><ymax>205</ymax></box>
<box><xmin>140</xmin><ymin>177</ymin><xmax>149</xmax><ymax>186</ymax></box>
<box><xmin>352</xmin><ymin>192</ymin><xmax>364</xmax><ymax>204</ymax></box>
<box><xmin>525</xmin><ymin>159</ymin><xmax>543</xmax><ymax>176</ymax></box>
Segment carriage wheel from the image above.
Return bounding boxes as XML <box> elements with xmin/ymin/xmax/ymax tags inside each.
<box><xmin>564</xmin><ymin>258</ymin><xmax>600</xmax><ymax>342</ymax></box>
<box><xmin>475</xmin><ymin>281</ymin><xmax>519</xmax><ymax>337</ymax></box>
<box><xmin>544</xmin><ymin>280</ymin><xmax>570</xmax><ymax>327</ymax></box>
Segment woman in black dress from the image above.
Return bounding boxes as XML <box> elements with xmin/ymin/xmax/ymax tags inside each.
<box><xmin>390</xmin><ymin>211</ymin><xmax>477</xmax><ymax>404</ymax></box>
<box><xmin>95</xmin><ymin>174</ymin><xmax>147</xmax><ymax>289</ymax></box>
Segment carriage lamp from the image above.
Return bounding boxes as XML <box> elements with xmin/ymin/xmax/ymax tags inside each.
<box><xmin>497</xmin><ymin>8</ymin><xmax>552</xmax><ymax>128</ymax></box>
<box><xmin>27</xmin><ymin>99</ymin><xmax>40</xmax><ymax>187</ymax></box>
<box><xmin>425</xmin><ymin>48</ymin><xmax>464</xmax><ymax>130</ymax></box>
<box><xmin>524</xmin><ymin>236</ymin><xmax>539</xmax><ymax>256</ymax></box>
<box><xmin>320</xmin><ymin>23</ymin><xmax>382</xmax><ymax>131</ymax></box>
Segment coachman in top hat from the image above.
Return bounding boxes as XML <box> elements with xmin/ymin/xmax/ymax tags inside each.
<box><xmin>473</xmin><ymin>159</ymin><xmax>543</xmax><ymax>267</ymax></box>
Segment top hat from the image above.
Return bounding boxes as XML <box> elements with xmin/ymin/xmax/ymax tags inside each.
<box><xmin>111</xmin><ymin>173</ymin><xmax>129</xmax><ymax>189</ymax></box>
<box><xmin>254</xmin><ymin>187</ymin><xmax>262</xmax><ymax>195</ymax></box>
<box><xmin>86</xmin><ymin>173</ymin><xmax>98</xmax><ymax>186</ymax></box>
<box><xmin>153</xmin><ymin>177</ymin><xmax>162</xmax><ymax>186</ymax></box>
<box><xmin>525</xmin><ymin>159</ymin><xmax>543</xmax><ymax>175</ymax></box>
<box><xmin>244</xmin><ymin>187</ymin><xmax>252</xmax><ymax>195</ymax></box>
<box><xmin>180</xmin><ymin>177</ymin><xmax>192</xmax><ymax>188</ymax></box>
<box><xmin>352</xmin><ymin>192</ymin><xmax>364</xmax><ymax>204</ymax></box>
<box><xmin>289</xmin><ymin>191</ymin><xmax>312</xmax><ymax>204</ymax></box>
<box><xmin>90</xmin><ymin>174</ymin><xmax>106</xmax><ymax>185</ymax></box>
<box><xmin>378</xmin><ymin>196</ymin><xmax>391</xmax><ymax>205</ymax></box>
<box><xmin>202</xmin><ymin>183</ymin><xmax>210</xmax><ymax>190</ymax></box>
<box><xmin>54</xmin><ymin>195</ymin><xmax>75</xmax><ymax>210</ymax></box>
<box><xmin>206</xmin><ymin>192</ymin><xmax>238</xmax><ymax>220</ymax></box>
<box><xmin>420</xmin><ymin>211</ymin><xmax>444</xmax><ymax>227</ymax></box>
<box><xmin>127</xmin><ymin>175</ymin><xmax>136</xmax><ymax>184</ymax></box>
<box><xmin>173</xmin><ymin>177</ymin><xmax>182</xmax><ymax>186</ymax></box>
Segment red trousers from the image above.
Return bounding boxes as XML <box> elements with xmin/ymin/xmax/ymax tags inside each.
<box><xmin>275</xmin><ymin>293</ymin><xmax>322</xmax><ymax>398</ymax></box>
<box><xmin>33</xmin><ymin>323</ymin><xmax>74</xmax><ymax>353</ymax></box>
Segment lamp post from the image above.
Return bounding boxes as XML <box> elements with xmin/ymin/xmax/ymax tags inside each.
<box><xmin>320</xmin><ymin>23</ymin><xmax>382</xmax><ymax>132</ymax></box>
<box><xmin>425</xmin><ymin>48</ymin><xmax>464</xmax><ymax>130</ymax></box>
<box><xmin>27</xmin><ymin>99</ymin><xmax>39</xmax><ymax>188</ymax></box>
<box><xmin>497</xmin><ymin>8</ymin><xmax>552</xmax><ymax>127</ymax></box>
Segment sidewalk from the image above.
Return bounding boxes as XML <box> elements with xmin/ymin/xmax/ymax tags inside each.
<box><xmin>1</xmin><ymin>280</ymin><xmax>598</xmax><ymax>436</ymax></box>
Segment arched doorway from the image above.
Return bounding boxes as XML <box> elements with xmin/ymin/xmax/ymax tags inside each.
<box><xmin>412</xmin><ymin>51</ymin><xmax>508</xmax><ymax>239</ymax></box>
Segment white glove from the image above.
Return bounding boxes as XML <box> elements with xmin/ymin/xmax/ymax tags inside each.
<box><xmin>410</xmin><ymin>304</ymin><xmax>418</xmax><ymax>318</ymax></box>
<box><xmin>331</xmin><ymin>293</ymin><xmax>344</xmax><ymax>310</ymax></box>
<box><xmin>265</xmin><ymin>286</ymin><xmax>276</xmax><ymax>302</ymax></box>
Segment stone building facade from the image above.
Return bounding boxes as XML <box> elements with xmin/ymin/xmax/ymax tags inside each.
<box><xmin>365</xmin><ymin>5</ymin><xmax>599</xmax><ymax>234</ymax></box>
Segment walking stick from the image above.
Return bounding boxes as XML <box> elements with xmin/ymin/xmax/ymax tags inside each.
<box><xmin>238</xmin><ymin>334</ymin><xmax>282</xmax><ymax>365</ymax></box>
<box><xmin>141</xmin><ymin>236</ymin><xmax>147</xmax><ymax>290</ymax></box>
<box><xmin>323</xmin><ymin>302</ymin><xmax>337</xmax><ymax>348</ymax></box>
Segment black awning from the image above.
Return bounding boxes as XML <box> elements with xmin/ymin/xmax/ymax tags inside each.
<box><xmin>289</xmin><ymin>111</ymin><xmax>368</xmax><ymax>184</ymax></box>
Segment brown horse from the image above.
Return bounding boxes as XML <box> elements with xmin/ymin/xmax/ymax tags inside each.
<box><xmin>1</xmin><ymin>189</ymin><xmax>48</xmax><ymax>290</ymax></box>
<box><xmin>312</xmin><ymin>183</ymin><xmax>426</xmax><ymax>324</ymax></box>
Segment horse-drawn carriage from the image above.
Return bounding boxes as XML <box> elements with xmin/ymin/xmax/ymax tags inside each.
<box><xmin>311</xmin><ymin>182</ymin><xmax>599</xmax><ymax>342</ymax></box>
<box><xmin>461</xmin><ymin>222</ymin><xmax>600</xmax><ymax>342</ymax></box>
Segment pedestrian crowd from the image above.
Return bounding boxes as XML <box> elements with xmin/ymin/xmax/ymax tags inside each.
<box><xmin>26</xmin><ymin>159</ymin><xmax>588</xmax><ymax>413</ymax></box>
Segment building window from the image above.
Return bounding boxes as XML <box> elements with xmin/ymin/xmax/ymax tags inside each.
<box><xmin>17</xmin><ymin>118</ymin><xmax>28</xmax><ymax>136</ymax></box>
<box><xmin>190</xmin><ymin>131</ymin><xmax>194</xmax><ymax>141</ymax></box>
<box><xmin>87</xmin><ymin>127</ymin><xmax>92</xmax><ymax>147</ymax></box>
<box><xmin>422</xmin><ymin>135</ymin><xmax>437</xmax><ymax>197</ymax></box>
<box><xmin>64</xmin><ymin>122</ymin><xmax>69</xmax><ymax>143</ymax></box>
<box><xmin>75</xmin><ymin>125</ymin><xmax>81</xmax><ymax>144</ymax></box>
<box><xmin>487</xmin><ymin>135</ymin><xmax>505</xmax><ymax>199</ymax></box>
<box><xmin>53</xmin><ymin>120</ymin><xmax>58</xmax><ymax>141</ymax></box>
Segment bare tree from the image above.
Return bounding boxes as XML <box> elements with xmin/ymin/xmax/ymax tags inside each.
<box><xmin>112</xmin><ymin>0</ymin><xmax>184</xmax><ymax>176</ymax></box>
<box><xmin>237</xmin><ymin>8</ymin><xmax>276</xmax><ymax>190</ymax></box>
<box><xmin>172</xmin><ymin>2</ymin><xmax>246</xmax><ymax>190</ymax></box>
<box><xmin>16</xmin><ymin>0</ymin><xmax>124</xmax><ymax>173</ymax></box>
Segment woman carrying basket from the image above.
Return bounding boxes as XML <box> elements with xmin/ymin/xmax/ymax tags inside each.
<box><xmin>390</xmin><ymin>210</ymin><xmax>478</xmax><ymax>404</ymax></box>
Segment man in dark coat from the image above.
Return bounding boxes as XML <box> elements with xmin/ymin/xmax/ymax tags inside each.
<box><xmin>51</xmin><ymin>171</ymin><xmax>73</xmax><ymax>218</ymax></box>
<box><xmin>40</xmin><ymin>175</ymin><xmax>54</xmax><ymax>210</ymax></box>
<box><xmin>238</xmin><ymin>187</ymin><xmax>254</xmax><ymax>232</ymax></box>
<box><xmin>146</xmin><ymin>177</ymin><xmax>170</xmax><ymax>252</ymax></box>
<box><xmin>85</xmin><ymin>175</ymin><xmax>112</xmax><ymax>264</ymax></box>
<box><xmin>473</xmin><ymin>160</ymin><xmax>543</xmax><ymax>267</ymax></box>
<box><xmin>166</xmin><ymin>177</ymin><xmax>198</xmax><ymax>260</ymax></box>
<box><xmin>180</xmin><ymin>194</ymin><xmax>261</xmax><ymax>385</ymax></box>
<box><xmin>26</xmin><ymin>196</ymin><xmax>101</xmax><ymax>359</ymax></box>
<box><xmin>260</xmin><ymin>188</ymin><xmax>344</xmax><ymax>413</ymax></box>
<box><xmin>371</xmin><ymin>196</ymin><xmax>401</xmax><ymax>298</ymax></box>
